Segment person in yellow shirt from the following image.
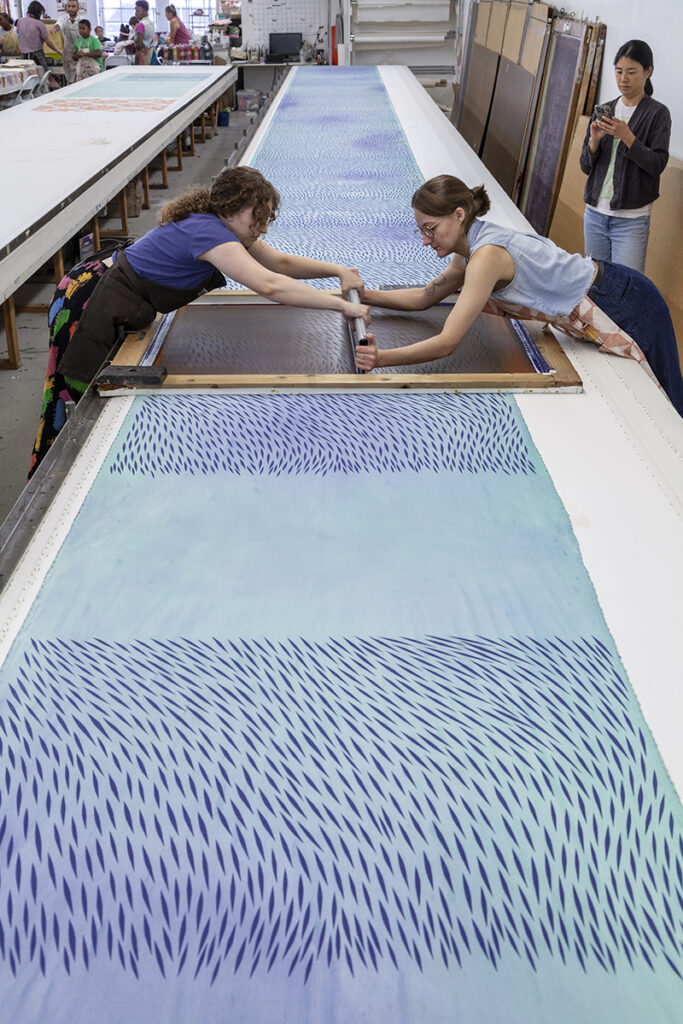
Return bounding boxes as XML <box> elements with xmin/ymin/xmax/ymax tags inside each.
<box><xmin>0</xmin><ymin>12</ymin><xmax>21</xmax><ymax>56</ymax></box>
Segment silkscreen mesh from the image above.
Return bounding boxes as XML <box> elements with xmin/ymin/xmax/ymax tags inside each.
<box><xmin>152</xmin><ymin>304</ymin><xmax>533</xmax><ymax>375</ymax></box>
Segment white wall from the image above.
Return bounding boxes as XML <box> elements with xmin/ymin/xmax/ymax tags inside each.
<box><xmin>42</xmin><ymin>0</ymin><xmax>100</xmax><ymax>33</ymax></box>
<box><xmin>592</xmin><ymin>0</ymin><xmax>681</xmax><ymax>159</ymax></box>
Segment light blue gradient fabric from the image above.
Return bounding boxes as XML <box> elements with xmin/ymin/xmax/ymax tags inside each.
<box><xmin>72</xmin><ymin>71</ymin><xmax>211</xmax><ymax>98</ymax></box>
<box><xmin>0</xmin><ymin>391</ymin><xmax>681</xmax><ymax>1023</ymax></box>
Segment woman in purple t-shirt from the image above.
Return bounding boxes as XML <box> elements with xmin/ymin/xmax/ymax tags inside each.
<box><xmin>30</xmin><ymin>167</ymin><xmax>368</xmax><ymax>477</ymax></box>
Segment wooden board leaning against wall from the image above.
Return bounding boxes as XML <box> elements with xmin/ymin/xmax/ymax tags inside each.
<box><xmin>479</xmin><ymin>1</ymin><xmax>551</xmax><ymax>201</ymax></box>
<box><xmin>456</xmin><ymin>2</ymin><xmax>606</xmax><ymax>235</ymax></box>
<box><xmin>550</xmin><ymin>116</ymin><xmax>683</xmax><ymax>360</ymax></box>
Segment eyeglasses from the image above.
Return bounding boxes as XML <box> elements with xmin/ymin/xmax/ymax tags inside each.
<box><xmin>413</xmin><ymin>218</ymin><xmax>443</xmax><ymax>240</ymax></box>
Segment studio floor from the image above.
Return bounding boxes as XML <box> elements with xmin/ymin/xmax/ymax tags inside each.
<box><xmin>0</xmin><ymin>112</ymin><xmax>253</xmax><ymax>526</ymax></box>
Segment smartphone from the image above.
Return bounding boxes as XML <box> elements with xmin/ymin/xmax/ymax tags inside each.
<box><xmin>594</xmin><ymin>104</ymin><xmax>612</xmax><ymax>119</ymax></box>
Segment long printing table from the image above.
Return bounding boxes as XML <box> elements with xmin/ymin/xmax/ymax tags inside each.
<box><xmin>0</xmin><ymin>64</ymin><xmax>237</xmax><ymax>362</ymax></box>
<box><xmin>0</xmin><ymin>66</ymin><xmax>681</xmax><ymax>1024</ymax></box>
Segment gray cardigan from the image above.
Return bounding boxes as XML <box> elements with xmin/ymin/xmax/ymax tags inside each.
<box><xmin>580</xmin><ymin>94</ymin><xmax>671</xmax><ymax>210</ymax></box>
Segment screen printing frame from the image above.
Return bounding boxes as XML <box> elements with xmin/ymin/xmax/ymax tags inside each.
<box><xmin>97</xmin><ymin>291</ymin><xmax>582</xmax><ymax>395</ymax></box>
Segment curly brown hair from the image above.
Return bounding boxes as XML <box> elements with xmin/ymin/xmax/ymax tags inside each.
<box><xmin>158</xmin><ymin>168</ymin><xmax>280</xmax><ymax>227</ymax></box>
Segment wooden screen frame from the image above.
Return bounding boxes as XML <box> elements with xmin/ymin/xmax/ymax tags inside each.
<box><xmin>99</xmin><ymin>291</ymin><xmax>582</xmax><ymax>394</ymax></box>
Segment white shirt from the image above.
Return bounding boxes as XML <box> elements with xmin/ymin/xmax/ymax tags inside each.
<box><xmin>57</xmin><ymin>12</ymin><xmax>80</xmax><ymax>56</ymax></box>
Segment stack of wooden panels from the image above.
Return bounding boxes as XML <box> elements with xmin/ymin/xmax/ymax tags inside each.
<box><xmin>457</xmin><ymin>1</ymin><xmax>605</xmax><ymax>235</ymax></box>
<box><xmin>520</xmin><ymin>13</ymin><xmax>606</xmax><ymax>233</ymax></box>
<box><xmin>480</xmin><ymin>1</ymin><xmax>551</xmax><ymax>201</ymax></box>
<box><xmin>456</xmin><ymin>0</ymin><xmax>507</xmax><ymax>154</ymax></box>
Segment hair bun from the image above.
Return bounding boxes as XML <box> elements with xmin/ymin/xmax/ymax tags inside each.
<box><xmin>471</xmin><ymin>185</ymin><xmax>491</xmax><ymax>217</ymax></box>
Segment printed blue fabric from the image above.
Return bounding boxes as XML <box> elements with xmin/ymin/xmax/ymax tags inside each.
<box><xmin>242</xmin><ymin>66</ymin><xmax>445</xmax><ymax>289</ymax></box>
<box><xmin>0</xmin><ymin>68</ymin><xmax>681</xmax><ymax>1023</ymax></box>
<box><xmin>0</xmin><ymin>390</ymin><xmax>681</xmax><ymax>1023</ymax></box>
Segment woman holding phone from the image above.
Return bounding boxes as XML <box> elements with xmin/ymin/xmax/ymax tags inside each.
<box><xmin>580</xmin><ymin>40</ymin><xmax>670</xmax><ymax>273</ymax></box>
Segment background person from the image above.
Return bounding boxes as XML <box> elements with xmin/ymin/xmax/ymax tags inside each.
<box><xmin>55</xmin><ymin>0</ymin><xmax>80</xmax><ymax>85</ymax></box>
<box><xmin>73</xmin><ymin>18</ymin><xmax>102</xmax><ymax>78</ymax></box>
<box><xmin>134</xmin><ymin>0</ymin><xmax>156</xmax><ymax>65</ymax></box>
<box><xmin>0</xmin><ymin>13</ymin><xmax>20</xmax><ymax>56</ymax></box>
<box><xmin>581</xmin><ymin>40</ymin><xmax>670</xmax><ymax>274</ymax></box>
<box><xmin>354</xmin><ymin>175</ymin><xmax>683</xmax><ymax>417</ymax></box>
<box><xmin>29</xmin><ymin>167</ymin><xmax>367</xmax><ymax>477</ymax></box>
<box><xmin>16</xmin><ymin>1</ymin><xmax>61</xmax><ymax>70</ymax></box>
<box><xmin>165</xmin><ymin>4</ymin><xmax>192</xmax><ymax>46</ymax></box>
<box><xmin>112</xmin><ymin>17</ymin><xmax>138</xmax><ymax>55</ymax></box>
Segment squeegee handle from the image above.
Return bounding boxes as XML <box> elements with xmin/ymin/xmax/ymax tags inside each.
<box><xmin>345</xmin><ymin>288</ymin><xmax>368</xmax><ymax>346</ymax></box>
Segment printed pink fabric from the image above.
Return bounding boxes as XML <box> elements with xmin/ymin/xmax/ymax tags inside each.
<box><xmin>481</xmin><ymin>294</ymin><xmax>661</xmax><ymax>389</ymax></box>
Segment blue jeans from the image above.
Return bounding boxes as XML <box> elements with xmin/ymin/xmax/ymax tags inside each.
<box><xmin>584</xmin><ymin>206</ymin><xmax>650</xmax><ymax>274</ymax></box>
<box><xmin>588</xmin><ymin>261</ymin><xmax>683</xmax><ymax>417</ymax></box>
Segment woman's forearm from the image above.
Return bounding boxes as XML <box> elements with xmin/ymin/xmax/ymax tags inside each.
<box><xmin>207</xmin><ymin>242</ymin><xmax>364</xmax><ymax>312</ymax></box>
<box><xmin>254</xmin><ymin>248</ymin><xmax>363</xmax><ymax>295</ymax></box>
<box><xmin>376</xmin><ymin>332</ymin><xmax>458</xmax><ymax>367</ymax></box>
<box><xmin>271</xmin><ymin>251</ymin><xmax>348</xmax><ymax>281</ymax></box>
<box><xmin>363</xmin><ymin>286</ymin><xmax>430</xmax><ymax>310</ymax></box>
<box><xmin>626</xmin><ymin>138</ymin><xmax>670</xmax><ymax>177</ymax></box>
<box><xmin>263</xmin><ymin>272</ymin><xmax>357</xmax><ymax>315</ymax></box>
<box><xmin>373</xmin><ymin>260</ymin><xmax>493</xmax><ymax>366</ymax></box>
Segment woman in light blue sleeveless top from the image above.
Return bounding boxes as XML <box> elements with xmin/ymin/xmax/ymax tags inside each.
<box><xmin>355</xmin><ymin>175</ymin><xmax>682</xmax><ymax>417</ymax></box>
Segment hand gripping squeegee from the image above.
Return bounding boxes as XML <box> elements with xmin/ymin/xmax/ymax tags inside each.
<box><xmin>345</xmin><ymin>288</ymin><xmax>368</xmax><ymax>373</ymax></box>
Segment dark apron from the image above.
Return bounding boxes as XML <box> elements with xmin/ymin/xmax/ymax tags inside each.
<box><xmin>57</xmin><ymin>250</ymin><xmax>225</xmax><ymax>382</ymax></box>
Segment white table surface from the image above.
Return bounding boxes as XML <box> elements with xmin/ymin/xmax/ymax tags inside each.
<box><xmin>0</xmin><ymin>63</ymin><xmax>236</xmax><ymax>305</ymax></box>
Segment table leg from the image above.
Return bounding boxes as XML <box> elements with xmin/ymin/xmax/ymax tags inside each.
<box><xmin>101</xmin><ymin>187</ymin><xmax>131</xmax><ymax>236</ymax></box>
<box><xmin>53</xmin><ymin>249</ymin><xmax>64</xmax><ymax>284</ymax></box>
<box><xmin>15</xmin><ymin>246</ymin><xmax>63</xmax><ymax>315</ymax></box>
<box><xmin>120</xmin><ymin>187</ymin><xmax>129</xmax><ymax>235</ymax></box>
<box><xmin>170</xmin><ymin>135</ymin><xmax>183</xmax><ymax>171</ymax></box>
<box><xmin>149</xmin><ymin>149</ymin><xmax>169</xmax><ymax>189</ymax></box>
<box><xmin>1</xmin><ymin>296</ymin><xmax>20</xmax><ymax>370</ymax></box>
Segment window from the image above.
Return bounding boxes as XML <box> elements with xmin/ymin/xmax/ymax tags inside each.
<box><xmin>96</xmin><ymin>3</ymin><xmax>211</xmax><ymax>42</ymax></box>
